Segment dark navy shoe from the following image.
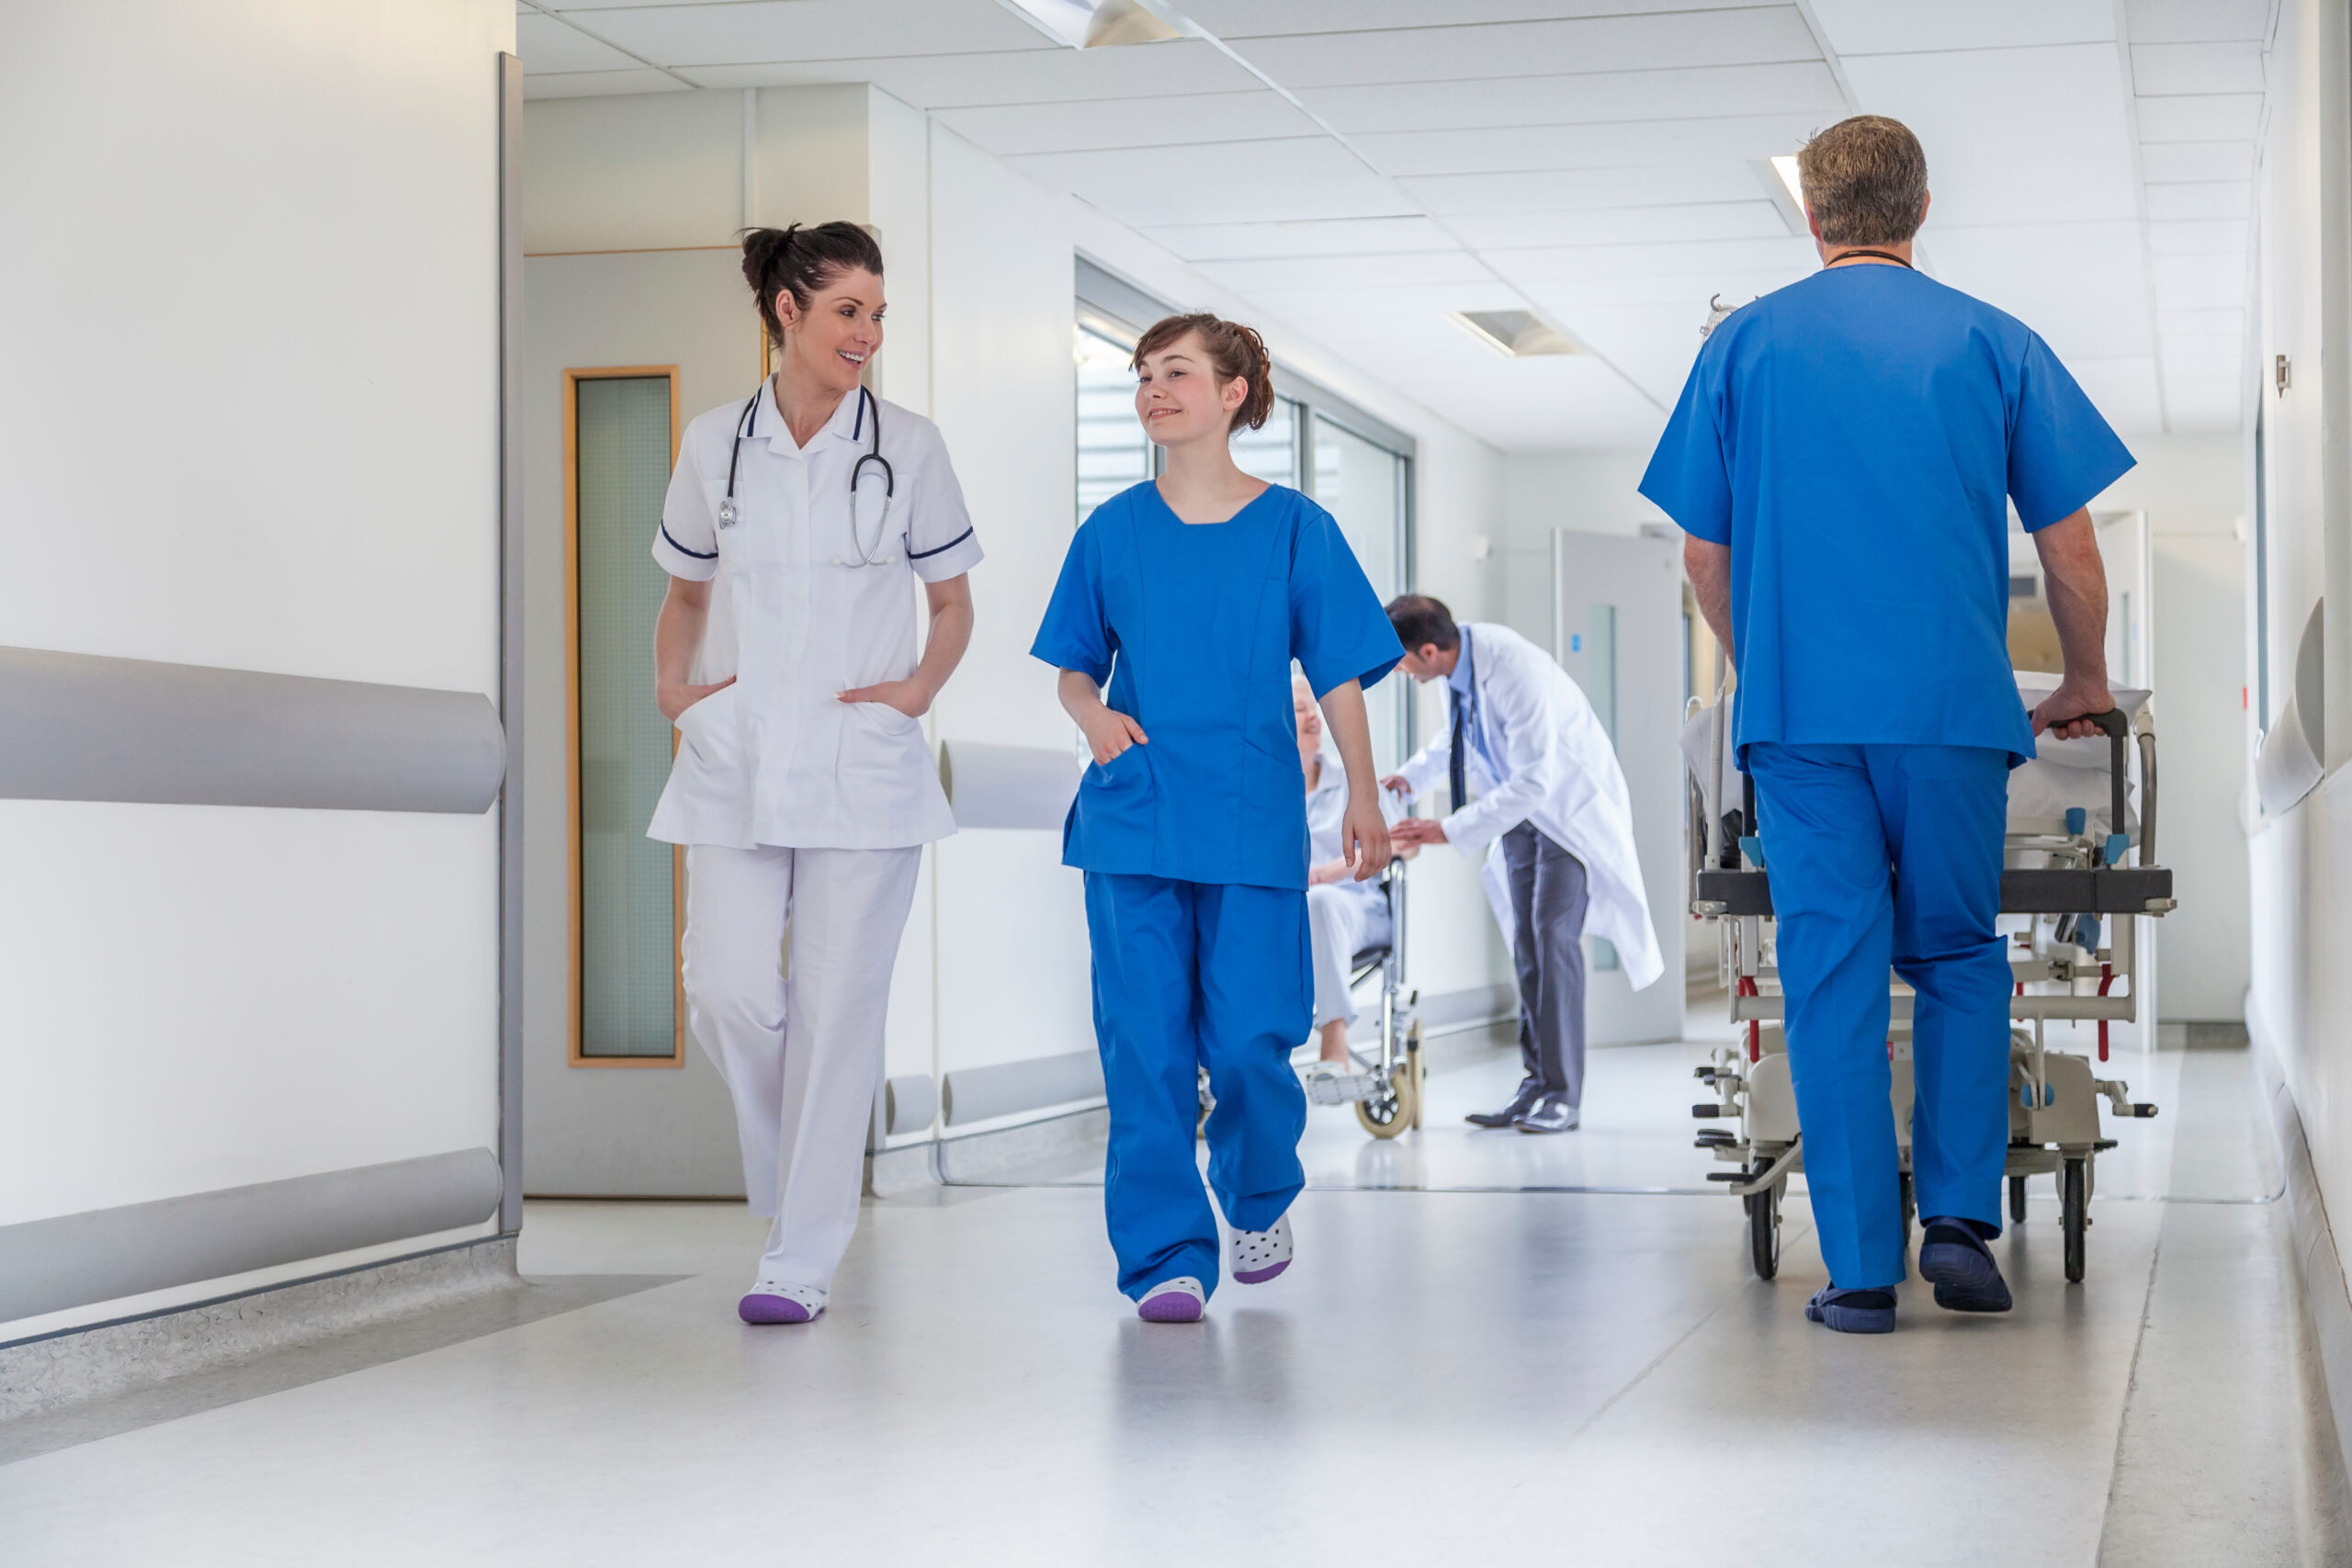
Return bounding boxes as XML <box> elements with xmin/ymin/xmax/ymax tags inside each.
<box><xmin>1466</xmin><ymin>1077</ymin><xmax>1544</xmax><ymax>1128</ymax></box>
<box><xmin>1917</xmin><ymin>1216</ymin><xmax>2013</xmax><ymax>1313</ymax></box>
<box><xmin>1805</xmin><ymin>1286</ymin><xmax>1897</xmax><ymax>1334</ymax></box>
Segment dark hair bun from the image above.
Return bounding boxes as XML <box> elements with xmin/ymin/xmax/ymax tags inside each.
<box><xmin>740</xmin><ymin>221</ymin><xmax>885</xmax><ymax>341</ymax></box>
<box><xmin>1130</xmin><ymin>312</ymin><xmax>1278</xmax><ymax>433</ymax></box>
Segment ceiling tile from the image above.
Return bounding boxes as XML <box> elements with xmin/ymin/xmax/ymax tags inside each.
<box><xmin>2158</xmin><ymin>363</ymin><xmax>2243</xmax><ymax>432</ymax></box>
<box><xmin>1182</xmin><ymin>0</ymin><xmax>1771</xmax><ymax>36</ymax></box>
<box><xmin>2148</xmin><ymin>218</ymin><xmax>2254</xmax><ymax>254</ymax></box>
<box><xmin>1809</xmin><ymin>0</ymin><xmax>2115</xmax><ymax>53</ymax></box>
<box><xmin>1926</xmin><ymin>221</ymin><xmax>2154</xmax><ymax>360</ymax></box>
<box><xmin>1301</xmin><ymin>62</ymin><xmax>1847</xmax><ymax>134</ymax></box>
<box><xmin>1401</xmin><ymin>163</ymin><xmax>1766</xmax><ymax>218</ymax></box>
<box><xmin>2134</xmin><ymin>95</ymin><xmax>2265</xmax><ymax>141</ymax></box>
<box><xmin>1487</xmin><ymin>235</ymin><xmax>1820</xmax><ymax>279</ymax></box>
<box><xmin>1351</xmin><ymin>113</ymin><xmax>1829</xmax><ymax>178</ymax></box>
<box><xmin>2143</xmin><ymin>181</ymin><xmax>2253</xmax><ymax>220</ymax></box>
<box><xmin>1199</xmin><ymin>251</ymin><xmax>1497</xmax><ymax>293</ymax></box>
<box><xmin>2138</xmin><ymin>141</ymin><xmax>2258</xmax><ymax>182</ymax></box>
<box><xmin>2150</xmin><ymin>251</ymin><xmax>2249</xmax><ymax>307</ymax></box>
<box><xmin>1009</xmin><ymin>139</ymin><xmax>1416</xmax><ymax>227</ymax></box>
<box><xmin>1247</xmin><ymin>280</ymin><xmax>1528</xmax><ymax>319</ymax></box>
<box><xmin>1520</xmin><ymin>268</ymin><xmax>1808</xmax><ymax>310</ymax></box>
<box><xmin>2157</xmin><ymin>306</ymin><xmax>2245</xmax><ymax>339</ymax></box>
<box><xmin>1138</xmin><ymin>216</ymin><xmax>1457</xmax><ymax>260</ymax></box>
<box><xmin>2122</xmin><ymin>0</ymin><xmax>2272</xmax><ymax>45</ymax></box>
<box><xmin>515</xmin><ymin>11</ymin><xmax>644</xmax><ymax>73</ymax></box>
<box><xmin>1452</xmin><ymin>202</ymin><xmax>1792</xmax><ymax>248</ymax></box>
<box><xmin>683</xmin><ymin>41</ymin><xmax>1260</xmax><ymax>105</ymax></box>
<box><xmin>1228</xmin><ymin>8</ymin><xmax>1820</xmax><ymax>89</ymax></box>
<box><xmin>933</xmin><ymin>91</ymin><xmax>1317</xmax><ymax>157</ymax></box>
<box><xmin>567</xmin><ymin>1</ymin><xmax>1048</xmax><ymax>64</ymax></box>
<box><xmin>1841</xmin><ymin>45</ymin><xmax>2139</xmax><ymax>225</ymax></box>
<box><xmin>2130</xmin><ymin>42</ymin><xmax>2266</xmax><ymax>96</ymax></box>
<box><xmin>522</xmin><ymin>67</ymin><xmax>688</xmax><ymax>97</ymax></box>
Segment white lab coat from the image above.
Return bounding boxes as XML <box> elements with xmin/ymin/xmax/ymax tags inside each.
<box><xmin>647</xmin><ymin>381</ymin><xmax>983</xmax><ymax>850</ymax></box>
<box><xmin>1396</xmin><ymin>622</ymin><xmax>1663</xmax><ymax>990</ymax></box>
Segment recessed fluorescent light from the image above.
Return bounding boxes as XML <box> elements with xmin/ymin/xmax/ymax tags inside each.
<box><xmin>1770</xmin><ymin>154</ymin><xmax>1804</xmax><ymax>211</ymax></box>
<box><xmin>1449</xmin><ymin>310</ymin><xmax>1578</xmax><ymax>358</ymax></box>
<box><xmin>997</xmin><ymin>0</ymin><xmax>1193</xmax><ymax>48</ymax></box>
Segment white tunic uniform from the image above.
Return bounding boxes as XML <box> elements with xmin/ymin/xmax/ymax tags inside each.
<box><xmin>648</xmin><ymin>379</ymin><xmax>982</xmax><ymax>1302</ymax></box>
<box><xmin>649</xmin><ymin>381</ymin><xmax>982</xmax><ymax>850</ymax></box>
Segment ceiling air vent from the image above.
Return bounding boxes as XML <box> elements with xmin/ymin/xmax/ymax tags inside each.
<box><xmin>1449</xmin><ymin>310</ymin><xmax>1578</xmax><ymax>358</ymax></box>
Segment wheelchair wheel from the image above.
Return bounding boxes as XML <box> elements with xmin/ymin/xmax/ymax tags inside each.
<box><xmin>1747</xmin><ymin>1178</ymin><xmax>1781</xmax><ymax>1280</ymax></box>
<box><xmin>1354</xmin><ymin>1062</ymin><xmax>1416</xmax><ymax>1140</ymax></box>
<box><xmin>2062</xmin><ymin>1157</ymin><xmax>2087</xmax><ymax>1283</ymax></box>
<box><xmin>1196</xmin><ymin>1066</ymin><xmax>1212</xmax><ymax>1141</ymax></box>
<box><xmin>2009</xmin><ymin>1175</ymin><xmax>2029</xmax><ymax>1224</ymax></box>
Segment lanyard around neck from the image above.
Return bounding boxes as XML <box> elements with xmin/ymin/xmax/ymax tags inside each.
<box><xmin>1827</xmin><ymin>249</ymin><xmax>1912</xmax><ymax>268</ymax></box>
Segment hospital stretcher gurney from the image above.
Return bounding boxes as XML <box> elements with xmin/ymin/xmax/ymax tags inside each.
<box><xmin>1681</xmin><ymin>691</ymin><xmax>2174</xmax><ymax>1283</ymax></box>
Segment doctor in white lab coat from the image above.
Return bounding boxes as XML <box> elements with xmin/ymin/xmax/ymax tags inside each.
<box><xmin>650</xmin><ymin>222</ymin><xmax>981</xmax><ymax>1326</ymax></box>
<box><xmin>1384</xmin><ymin>596</ymin><xmax>1659</xmax><ymax>1133</ymax></box>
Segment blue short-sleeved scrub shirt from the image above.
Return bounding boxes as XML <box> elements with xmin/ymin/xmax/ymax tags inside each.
<box><xmin>1030</xmin><ymin>481</ymin><xmax>1403</xmax><ymax>890</ymax></box>
<box><xmin>1638</xmin><ymin>263</ymin><xmax>2135</xmax><ymax>766</ymax></box>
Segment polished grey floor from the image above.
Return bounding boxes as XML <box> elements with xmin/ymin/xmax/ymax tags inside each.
<box><xmin>0</xmin><ymin>1037</ymin><xmax>2339</xmax><ymax>1566</ymax></box>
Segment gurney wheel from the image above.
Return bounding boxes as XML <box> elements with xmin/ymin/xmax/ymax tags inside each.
<box><xmin>2062</xmin><ymin>1158</ymin><xmax>2087</xmax><ymax>1283</ymax></box>
<box><xmin>1747</xmin><ymin>1179</ymin><xmax>1781</xmax><ymax>1280</ymax></box>
<box><xmin>2009</xmin><ymin>1176</ymin><xmax>2029</xmax><ymax>1224</ymax></box>
<box><xmin>1355</xmin><ymin>1064</ymin><xmax>1415</xmax><ymax>1140</ymax></box>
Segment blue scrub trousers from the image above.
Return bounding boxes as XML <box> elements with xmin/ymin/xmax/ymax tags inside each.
<box><xmin>1747</xmin><ymin>744</ymin><xmax>2013</xmax><ymax>1290</ymax></box>
<box><xmin>1082</xmin><ymin>873</ymin><xmax>1311</xmax><ymax>1299</ymax></box>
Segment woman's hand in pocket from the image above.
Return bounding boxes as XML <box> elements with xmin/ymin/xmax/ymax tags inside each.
<box><xmin>1080</xmin><ymin>707</ymin><xmax>1148</xmax><ymax>765</ymax></box>
<box><xmin>659</xmin><ymin>675</ymin><xmax>735</xmax><ymax>723</ymax></box>
<box><xmin>837</xmin><ymin>679</ymin><xmax>932</xmax><ymax>719</ymax></box>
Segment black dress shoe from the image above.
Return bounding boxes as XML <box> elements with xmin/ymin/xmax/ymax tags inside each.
<box><xmin>1514</xmin><ymin>1095</ymin><xmax>1580</xmax><ymax>1134</ymax></box>
<box><xmin>1466</xmin><ymin>1078</ymin><xmax>1544</xmax><ymax>1128</ymax></box>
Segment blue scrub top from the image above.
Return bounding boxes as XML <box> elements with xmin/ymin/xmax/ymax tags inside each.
<box><xmin>1638</xmin><ymin>264</ymin><xmax>2134</xmax><ymax>765</ymax></box>
<box><xmin>1031</xmin><ymin>481</ymin><xmax>1402</xmax><ymax>889</ymax></box>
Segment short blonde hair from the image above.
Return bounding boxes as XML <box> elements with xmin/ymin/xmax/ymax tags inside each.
<box><xmin>1794</xmin><ymin>116</ymin><xmax>1928</xmax><ymax>247</ymax></box>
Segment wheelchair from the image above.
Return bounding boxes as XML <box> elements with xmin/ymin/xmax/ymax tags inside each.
<box><xmin>1304</xmin><ymin>857</ymin><xmax>1425</xmax><ymax>1140</ymax></box>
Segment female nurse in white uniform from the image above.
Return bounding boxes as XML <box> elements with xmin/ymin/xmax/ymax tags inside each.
<box><xmin>648</xmin><ymin>221</ymin><xmax>982</xmax><ymax>1325</ymax></box>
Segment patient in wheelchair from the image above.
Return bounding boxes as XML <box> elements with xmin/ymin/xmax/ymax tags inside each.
<box><xmin>1294</xmin><ymin>672</ymin><xmax>1410</xmax><ymax>1080</ymax></box>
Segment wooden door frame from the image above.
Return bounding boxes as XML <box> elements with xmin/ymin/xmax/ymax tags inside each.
<box><xmin>563</xmin><ymin>365</ymin><xmax>687</xmax><ymax>1068</ymax></box>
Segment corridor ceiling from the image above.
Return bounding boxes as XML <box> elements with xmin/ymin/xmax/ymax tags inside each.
<box><xmin>516</xmin><ymin>0</ymin><xmax>2272</xmax><ymax>454</ymax></box>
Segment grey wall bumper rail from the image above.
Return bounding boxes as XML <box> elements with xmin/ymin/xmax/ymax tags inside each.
<box><xmin>0</xmin><ymin>645</ymin><xmax>504</xmax><ymax>813</ymax></box>
<box><xmin>941</xmin><ymin>1051</ymin><xmax>1106</xmax><ymax>1127</ymax></box>
<box><xmin>0</xmin><ymin>1149</ymin><xmax>503</xmax><ymax>1325</ymax></box>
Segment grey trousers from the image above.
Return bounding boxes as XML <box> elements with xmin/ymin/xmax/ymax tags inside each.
<box><xmin>1500</xmin><ymin>823</ymin><xmax>1589</xmax><ymax>1105</ymax></box>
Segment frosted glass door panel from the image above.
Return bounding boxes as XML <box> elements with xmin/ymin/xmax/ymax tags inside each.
<box><xmin>574</xmin><ymin>374</ymin><xmax>680</xmax><ymax>1058</ymax></box>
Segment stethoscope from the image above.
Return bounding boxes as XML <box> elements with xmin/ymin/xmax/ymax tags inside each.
<box><xmin>715</xmin><ymin>382</ymin><xmax>898</xmax><ymax>568</ymax></box>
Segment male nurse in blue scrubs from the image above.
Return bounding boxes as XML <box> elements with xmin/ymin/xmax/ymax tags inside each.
<box><xmin>1639</xmin><ymin>116</ymin><xmax>2132</xmax><ymax>1335</ymax></box>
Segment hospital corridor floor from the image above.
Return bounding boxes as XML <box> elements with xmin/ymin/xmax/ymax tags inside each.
<box><xmin>2</xmin><ymin>1033</ymin><xmax>2341</xmax><ymax>1566</ymax></box>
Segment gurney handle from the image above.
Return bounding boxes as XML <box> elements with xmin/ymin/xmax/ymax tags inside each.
<box><xmin>2042</xmin><ymin>707</ymin><xmax>2130</xmax><ymax>860</ymax></box>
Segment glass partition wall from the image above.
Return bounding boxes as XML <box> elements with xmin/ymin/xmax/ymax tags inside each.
<box><xmin>1072</xmin><ymin>264</ymin><xmax>1417</xmax><ymax>768</ymax></box>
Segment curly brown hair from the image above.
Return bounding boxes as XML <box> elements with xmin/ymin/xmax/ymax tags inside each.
<box><xmin>1130</xmin><ymin>312</ymin><xmax>1276</xmax><ymax>432</ymax></box>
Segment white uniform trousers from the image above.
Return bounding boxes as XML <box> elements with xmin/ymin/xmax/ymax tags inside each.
<box><xmin>1305</xmin><ymin>885</ymin><xmax>1390</xmax><ymax>1030</ymax></box>
<box><xmin>682</xmin><ymin>843</ymin><xmax>922</xmax><ymax>1298</ymax></box>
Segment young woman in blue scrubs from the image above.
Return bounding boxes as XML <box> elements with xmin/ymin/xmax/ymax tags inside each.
<box><xmin>1032</xmin><ymin>314</ymin><xmax>1401</xmax><ymax>1323</ymax></box>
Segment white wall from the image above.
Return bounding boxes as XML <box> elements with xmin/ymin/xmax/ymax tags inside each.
<box><xmin>2248</xmin><ymin>0</ymin><xmax>2352</xmax><ymax>1245</ymax></box>
<box><xmin>0</xmin><ymin>0</ymin><xmax>513</xmax><ymax>1334</ymax></box>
